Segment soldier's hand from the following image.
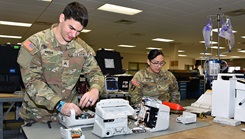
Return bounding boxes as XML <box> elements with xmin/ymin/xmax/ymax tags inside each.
<box><xmin>79</xmin><ymin>88</ymin><xmax>99</xmax><ymax>108</ymax></box>
<box><xmin>60</xmin><ymin>103</ymin><xmax>83</xmax><ymax>116</ymax></box>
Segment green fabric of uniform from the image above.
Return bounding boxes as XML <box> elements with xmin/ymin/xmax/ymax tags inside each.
<box><xmin>17</xmin><ymin>24</ymin><xmax>104</xmax><ymax>122</ymax></box>
<box><xmin>129</xmin><ymin>68</ymin><xmax>180</xmax><ymax>106</ymax></box>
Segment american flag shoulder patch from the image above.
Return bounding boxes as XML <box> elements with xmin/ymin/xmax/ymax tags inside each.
<box><xmin>23</xmin><ymin>40</ymin><xmax>35</xmax><ymax>52</ymax></box>
<box><xmin>132</xmin><ymin>79</ymin><xmax>140</xmax><ymax>87</ymax></box>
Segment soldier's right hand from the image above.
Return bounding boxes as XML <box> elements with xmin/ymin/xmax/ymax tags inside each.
<box><xmin>60</xmin><ymin>103</ymin><xmax>83</xmax><ymax>116</ymax></box>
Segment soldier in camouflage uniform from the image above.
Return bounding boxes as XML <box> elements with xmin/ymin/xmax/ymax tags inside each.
<box><xmin>17</xmin><ymin>2</ymin><xmax>104</xmax><ymax>123</ymax></box>
<box><xmin>129</xmin><ymin>49</ymin><xmax>180</xmax><ymax>106</ymax></box>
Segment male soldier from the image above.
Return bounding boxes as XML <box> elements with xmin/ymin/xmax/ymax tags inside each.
<box><xmin>17</xmin><ymin>2</ymin><xmax>104</xmax><ymax>123</ymax></box>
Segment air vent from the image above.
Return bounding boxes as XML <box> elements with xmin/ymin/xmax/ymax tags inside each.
<box><xmin>131</xmin><ymin>33</ymin><xmax>144</xmax><ymax>36</ymax></box>
<box><xmin>115</xmin><ymin>19</ymin><xmax>135</xmax><ymax>24</ymax></box>
<box><xmin>224</xmin><ymin>9</ymin><xmax>245</xmax><ymax>16</ymax></box>
<box><xmin>33</xmin><ymin>21</ymin><xmax>53</xmax><ymax>26</ymax></box>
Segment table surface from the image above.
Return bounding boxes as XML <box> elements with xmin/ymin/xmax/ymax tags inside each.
<box><xmin>21</xmin><ymin>114</ymin><xmax>245</xmax><ymax>139</ymax></box>
<box><xmin>150</xmin><ymin>117</ymin><xmax>245</xmax><ymax>139</ymax></box>
<box><xmin>2</xmin><ymin>93</ymin><xmax>245</xmax><ymax>139</ymax></box>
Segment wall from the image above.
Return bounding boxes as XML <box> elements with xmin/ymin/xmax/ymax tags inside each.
<box><xmin>120</xmin><ymin>52</ymin><xmax>195</xmax><ymax>71</ymax></box>
<box><xmin>177</xmin><ymin>57</ymin><xmax>196</xmax><ymax>70</ymax></box>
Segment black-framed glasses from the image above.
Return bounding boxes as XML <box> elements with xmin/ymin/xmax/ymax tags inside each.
<box><xmin>150</xmin><ymin>60</ymin><xmax>166</xmax><ymax>66</ymax></box>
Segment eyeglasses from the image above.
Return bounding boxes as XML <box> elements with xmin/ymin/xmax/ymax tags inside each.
<box><xmin>150</xmin><ymin>60</ymin><xmax>166</xmax><ymax>66</ymax></box>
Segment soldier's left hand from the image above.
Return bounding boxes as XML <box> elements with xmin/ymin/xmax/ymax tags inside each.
<box><xmin>79</xmin><ymin>88</ymin><xmax>99</xmax><ymax>108</ymax></box>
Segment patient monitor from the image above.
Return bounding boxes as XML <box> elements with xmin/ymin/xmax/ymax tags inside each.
<box><xmin>138</xmin><ymin>97</ymin><xmax>170</xmax><ymax>132</ymax></box>
<box><xmin>58</xmin><ymin>109</ymin><xmax>95</xmax><ymax>139</ymax></box>
<box><xmin>92</xmin><ymin>99</ymin><xmax>134</xmax><ymax>138</ymax></box>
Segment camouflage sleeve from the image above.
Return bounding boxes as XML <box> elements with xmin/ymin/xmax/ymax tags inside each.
<box><xmin>168</xmin><ymin>72</ymin><xmax>180</xmax><ymax>103</ymax></box>
<box><xmin>17</xmin><ymin>37</ymin><xmax>61</xmax><ymax>111</ymax></box>
<box><xmin>81</xmin><ymin>47</ymin><xmax>104</xmax><ymax>94</ymax></box>
<box><xmin>128</xmin><ymin>71</ymin><xmax>143</xmax><ymax>106</ymax></box>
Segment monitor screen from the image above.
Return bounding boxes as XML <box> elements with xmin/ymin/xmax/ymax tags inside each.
<box><xmin>105</xmin><ymin>77</ymin><xmax>118</xmax><ymax>92</ymax></box>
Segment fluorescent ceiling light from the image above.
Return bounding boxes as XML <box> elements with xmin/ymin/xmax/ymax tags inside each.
<box><xmin>178</xmin><ymin>54</ymin><xmax>187</xmax><ymax>57</ymax></box>
<box><xmin>152</xmin><ymin>38</ymin><xmax>174</xmax><ymax>42</ymax></box>
<box><xmin>219</xmin><ymin>54</ymin><xmax>227</xmax><ymax>57</ymax></box>
<box><xmin>199</xmin><ymin>41</ymin><xmax>218</xmax><ymax>44</ymax></box>
<box><xmin>40</xmin><ymin>0</ymin><xmax>52</xmax><ymax>2</ymax></box>
<box><xmin>200</xmin><ymin>52</ymin><xmax>212</xmax><ymax>55</ymax></box>
<box><xmin>118</xmin><ymin>45</ymin><xmax>136</xmax><ymax>48</ymax></box>
<box><xmin>98</xmin><ymin>3</ymin><xmax>142</xmax><ymax>15</ymax></box>
<box><xmin>241</xmin><ymin>36</ymin><xmax>245</xmax><ymax>38</ymax></box>
<box><xmin>210</xmin><ymin>46</ymin><xmax>225</xmax><ymax>49</ymax></box>
<box><xmin>212</xmin><ymin>28</ymin><xmax>237</xmax><ymax>33</ymax></box>
<box><xmin>200</xmin><ymin>56</ymin><xmax>207</xmax><ymax>59</ymax></box>
<box><xmin>98</xmin><ymin>48</ymin><xmax>114</xmax><ymax>51</ymax></box>
<box><xmin>178</xmin><ymin>50</ymin><xmax>185</xmax><ymax>52</ymax></box>
<box><xmin>230</xmin><ymin>56</ymin><xmax>240</xmax><ymax>58</ymax></box>
<box><xmin>81</xmin><ymin>29</ymin><xmax>91</xmax><ymax>33</ymax></box>
<box><xmin>146</xmin><ymin>47</ymin><xmax>162</xmax><ymax>50</ymax></box>
<box><xmin>238</xmin><ymin>50</ymin><xmax>245</xmax><ymax>53</ymax></box>
<box><xmin>0</xmin><ymin>35</ymin><xmax>21</xmax><ymax>39</ymax></box>
<box><xmin>0</xmin><ymin>20</ymin><xmax>32</xmax><ymax>27</ymax></box>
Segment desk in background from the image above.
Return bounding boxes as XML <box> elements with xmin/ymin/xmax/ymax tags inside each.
<box><xmin>0</xmin><ymin>93</ymin><xmax>23</xmax><ymax>139</ymax></box>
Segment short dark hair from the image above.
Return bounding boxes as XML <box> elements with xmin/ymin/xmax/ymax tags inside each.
<box><xmin>148</xmin><ymin>49</ymin><xmax>164</xmax><ymax>61</ymax></box>
<box><xmin>63</xmin><ymin>2</ymin><xmax>88</xmax><ymax>27</ymax></box>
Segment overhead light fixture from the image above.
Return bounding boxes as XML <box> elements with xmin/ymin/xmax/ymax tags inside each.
<box><xmin>219</xmin><ymin>54</ymin><xmax>227</xmax><ymax>57</ymax></box>
<box><xmin>81</xmin><ymin>29</ymin><xmax>91</xmax><ymax>33</ymax></box>
<box><xmin>238</xmin><ymin>49</ymin><xmax>245</xmax><ymax>53</ymax></box>
<box><xmin>212</xmin><ymin>28</ymin><xmax>237</xmax><ymax>33</ymax></box>
<box><xmin>146</xmin><ymin>47</ymin><xmax>162</xmax><ymax>50</ymax></box>
<box><xmin>241</xmin><ymin>36</ymin><xmax>245</xmax><ymax>38</ymax></box>
<box><xmin>152</xmin><ymin>38</ymin><xmax>174</xmax><ymax>42</ymax></box>
<box><xmin>98</xmin><ymin>3</ymin><xmax>142</xmax><ymax>15</ymax></box>
<box><xmin>230</xmin><ymin>56</ymin><xmax>240</xmax><ymax>58</ymax></box>
<box><xmin>200</xmin><ymin>56</ymin><xmax>207</xmax><ymax>59</ymax></box>
<box><xmin>0</xmin><ymin>35</ymin><xmax>22</xmax><ymax>39</ymax></box>
<box><xmin>178</xmin><ymin>50</ymin><xmax>185</xmax><ymax>52</ymax></box>
<box><xmin>210</xmin><ymin>46</ymin><xmax>225</xmax><ymax>49</ymax></box>
<box><xmin>178</xmin><ymin>54</ymin><xmax>187</xmax><ymax>57</ymax></box>
<box><xmin>38</xmin><ymin>0</ymin><xmax>52</xmax><ymax>2</ymax></box>
<box><xmin>200</xmin><ymin>52</ymin><xmax>212</xmax><ymax>55</ymax></box>
<box><xmin>98</xmin><ymin>48</ymin><xmax>114</xmax><ymax>51</ymax></box>
<box><xmin>118</xmin><ymin>44</ymin><xmax>136</xmax><ymax>48</ymax></box>
<box><xmin>0</xmin><ymin>20</ymin><xmax>32</xmax><ymax>27</ymax></box>
<box><xmin>199</xmin><ymin>41</ymin><xmax>218</xmax><ymax>44</ymax></box>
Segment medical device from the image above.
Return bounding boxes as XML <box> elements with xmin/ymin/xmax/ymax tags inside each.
<box><xmin>58</xmin><ymin>109</ymin><xmax>95</xmax><ymax>128</ymax></box>
<box><xmin>234</xmin><ymin>79</ymin><xmax>245</xmax><ymax>122</ymax></box>
<box><xmin>212</xmin><ymin>73</ymin><xmax>245</xmax><ymax>126</ymax></box>
<box><xmin>202</xmin><ymin>11</ymin><xmax>234</xmax><ymax>89</ymax></box>
<box><xmin>135</xmin><ymin>97</ymin><xmax>170</xmax><ymax>132</ymax></box>
<box><xmin>105</xmin><ymin>76</ymin><xmax>119</xmax><ymax>93</ymax></box>
<box><xmin>58</xmin><ymin>109</ymin><xmax>95</xmax><ymax>139</ymax></box>
<box><xmin>60</xmin><ymin>126</ymin><xmax>85</xmax><ymax>139</ymax></box>
<box><xmin>92</xmin><ymin>99</ymin><xmax>134</xmax><ymax>138</ymax></box>
<box><xmin>176</xmin><ymin>111</ymin><xmax>197</xmax><ymax>124</ymax></box>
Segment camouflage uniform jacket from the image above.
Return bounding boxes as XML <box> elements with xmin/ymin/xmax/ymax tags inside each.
<box><xmin>129</xmin><ymin>68</ymin><xmax>180</xmax><ymax>105</ymax></box>
<box><xmin>17</xmin><ymin>24</ymin><xmax>104</xmax><ymax>122</ymax></box>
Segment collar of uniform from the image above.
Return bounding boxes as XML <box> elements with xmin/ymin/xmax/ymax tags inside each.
<box><xmin>49</xmin><ymin>23</ymin><xmax>76</xmax><ymax>50</ymax></box>
<box><xmin>145</xmin><ymin>67</ymin><xmax>166</xmax><ymax>77</ymax></box>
